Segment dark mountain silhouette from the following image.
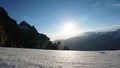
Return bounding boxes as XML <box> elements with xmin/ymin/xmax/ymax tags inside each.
<box><xmin>0</xmin><ymin>7</ymin><xmax>21</xmax><ymax>47</ymax></box>
<box><xmin>0</xmin><ymin>7</ymin><xmax>59</xmax><ymax>49</ymax></box>
<box><xmin>62</xmin><ymin>29</ymin><xmax>120</xmax><ymax>50</ymax></box>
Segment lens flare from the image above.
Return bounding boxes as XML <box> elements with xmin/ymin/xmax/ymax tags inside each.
<box><xmin>60</xmin><ymin>17</ymin><xmax>79</xmax><ymax>37</ymax></box>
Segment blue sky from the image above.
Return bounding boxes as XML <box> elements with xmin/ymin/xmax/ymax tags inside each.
<box><xmin>0</xmin><ymin>0</ymin><xmax>120</xmax><ymax>40</ymax></box>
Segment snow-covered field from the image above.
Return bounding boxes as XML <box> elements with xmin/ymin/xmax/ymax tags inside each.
<box><xmin>0</xmin><ymin>47</ymin><xmax>120</xmax><ymax>68</ymax></box>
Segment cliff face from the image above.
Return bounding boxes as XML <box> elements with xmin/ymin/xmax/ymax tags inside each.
<box><xmin>0</xmin><ymin>7</ymin><xmax>57</xmax><ymax>49</ymax></box>
<box><xmin>0</xmin><ymin>7</ymin><xmax>21</xmax><ymax>47</ymax></box>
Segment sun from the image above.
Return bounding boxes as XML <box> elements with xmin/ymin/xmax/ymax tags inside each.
<box><xmin>61</xmin><ymin>19</ymin><xmax>78</xmax><ymax>36</ymax></box>
<box><xmin>63</xmin><ymin>22</ymin><xmax>75</xmax><ymax>35</ymax></box>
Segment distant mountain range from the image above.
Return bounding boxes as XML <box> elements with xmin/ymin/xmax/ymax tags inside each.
<box><xmin>0</xmin><ymin>7</ymin><xmax>69</xmax><ymax>50</ymax></box>
<box><xmin>61</xmin><ymin>29</ymin><xmax>120</xmax><ymax>50</ymax></box>
<box><xmin>1</xmin><ymin>6</ymin><xmax>120</xmax><ymax>51</ymax></box>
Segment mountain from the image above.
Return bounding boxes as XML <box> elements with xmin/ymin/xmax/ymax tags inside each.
<box><xmin>62</xmin><ymin>29</ymin><xmax>120</xmax><ymax>50</ymax></box>
<box><xmin>0</xmin><ymin>7</ymin><xmax>58</xmax><ymax>49</ymax></box>
<box><xmin>0</xmin><ymin>7</ymin><xmax>21</xmax><ymax>47</ymax></box>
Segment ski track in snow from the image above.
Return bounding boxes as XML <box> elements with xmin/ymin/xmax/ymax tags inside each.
<box><xmin>0</xmin><ymin>47</ymin><xmax>120</xmax><ymax>68</ymax></box>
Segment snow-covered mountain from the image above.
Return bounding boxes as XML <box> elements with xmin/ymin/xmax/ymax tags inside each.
<box><xmin>62</xmin><ymin>29</ymin><xmax>120</xmax><ymax>50</ymax></box>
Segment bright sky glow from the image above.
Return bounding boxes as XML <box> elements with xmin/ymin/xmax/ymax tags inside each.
<box><xmin>1</xmin><ymin>0</ymin><xmax>120</xmax><ymax>40</ymax></box>
<box><xmin>61</xmin><ymin>18</ymin><xmax>78</xmax><ymax>36</ymax></box>
<box><xmin>63</xmin><ymin>23</ymin><xmax>75</xmax><ymax>35</ymax></box>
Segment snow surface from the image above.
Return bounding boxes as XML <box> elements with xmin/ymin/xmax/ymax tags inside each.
<box><xmin>0</xmin><ymin>47</ymin><xmax>120</xmax><ymax>68</ymax></box>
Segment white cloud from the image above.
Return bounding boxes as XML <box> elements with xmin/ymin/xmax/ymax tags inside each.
<box><xmin>20</xmin><ymin>16</ymin><xmax>30</xmax><ymax>20</ymax></box>
<box><xmin>85</xmin><ymin>24</ymin><xmax>120</xmax><ymax>32</ymax></box>
<box><xmin>111</xmin><ymin>3</ymin><xmax>120</xmax><ymax>7</ymax></box>
<box><xmin>48</xmin><ymin>32</ymin><xmax>81</xmax><ymax>41</ymax></box>
<box><xmin>49</xmin><ymin>24</ymin><xmax>120</xmax><ymax>41</ymax></box>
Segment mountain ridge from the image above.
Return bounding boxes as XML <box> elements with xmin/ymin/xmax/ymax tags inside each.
<box><xmin>0</xmin><ymin>7</ymin><xmax>69</xmax><ymax>50</ymax></box>
<box><xmin>61</xmin><ymin>29</ymin><xmax>120</xmax><ymax>50</ymax></box>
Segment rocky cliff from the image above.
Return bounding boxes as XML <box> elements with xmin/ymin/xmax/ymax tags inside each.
<box><xmin>0</xmin><ymin>7</ymin><xmax>57</xmax><ymax>49</ymax></box>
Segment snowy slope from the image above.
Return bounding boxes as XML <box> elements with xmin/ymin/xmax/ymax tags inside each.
<box><xmin>0</xmin><ymin>47</ymin><xmax>120</xmax><ymax>68</ymax></box>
